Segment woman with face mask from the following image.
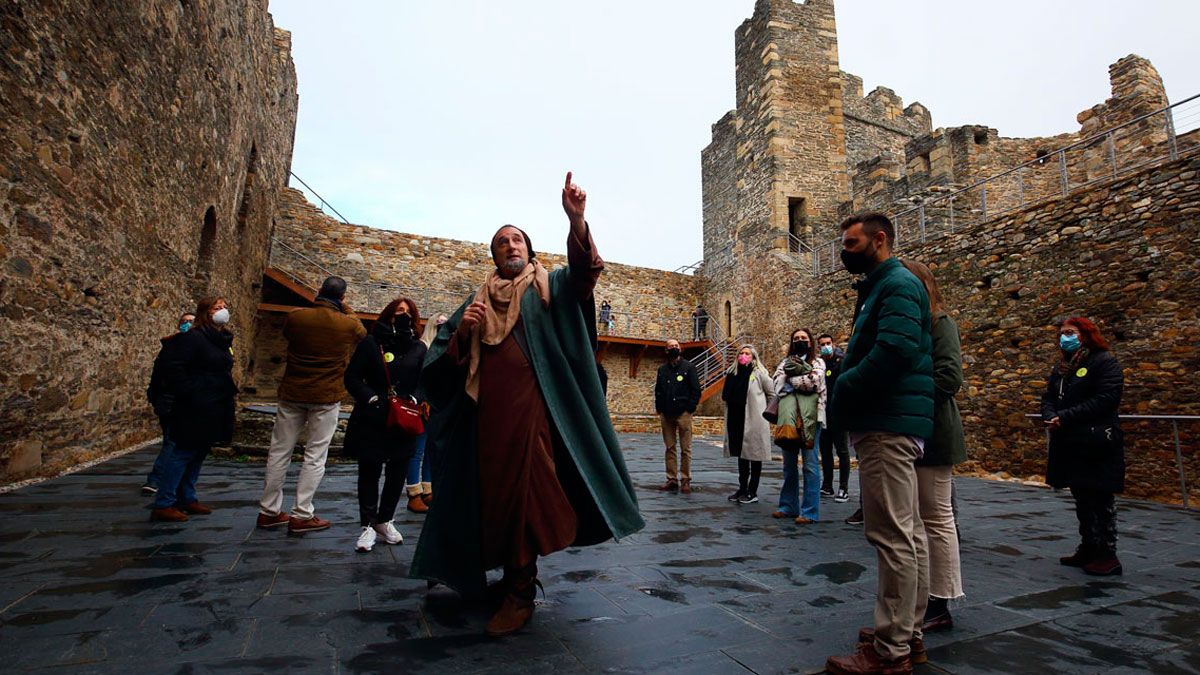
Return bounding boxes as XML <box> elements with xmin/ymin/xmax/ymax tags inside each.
<box><xmin>723</xmin><ymin>345</ymin><xmax>774</xmax><ymax>504</ymax></box>
<box><xmin>1040</xmin><ymin>316</ymin><xmax>1125</xmax><ymax>576</ymax></box>
<box><xmin>344</xmin><ymin>298</ymin><xmax>428</xmax><ymax>552</ymax></box>
<box><xmin>150</xmin><ymin>297</ymin><xmax>236</xmax><ymax>522</ymax></box>
<box><xmin>770</xmin><ymin>329</ymin><xmax>827</xmax><ymax>524</ymax></box>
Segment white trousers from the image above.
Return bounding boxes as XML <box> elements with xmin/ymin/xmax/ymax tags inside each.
<box><xmin>258</xmin><ymin>400</ymin><xmax>340</xmax><ymax>519</ymax></box>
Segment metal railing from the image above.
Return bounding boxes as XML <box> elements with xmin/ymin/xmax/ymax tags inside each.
<box><xmin>1025</xmin><ymin>413</ymin><xmax>1198</xmax><ymax>508</ymax></box>
<box><xmin>793</xmin><ymin>93</ymin><xmax>1200</xmax><ymax>276</ymax></box>
<box><xmin>673</xmin><ymin>260</ymin><xmax>704</xmax><ymax>275</ymax></box>
<box><xmin>289</xmin><ymin>172</ymin><xmax>352</xmax><ymax>224</ymax></box>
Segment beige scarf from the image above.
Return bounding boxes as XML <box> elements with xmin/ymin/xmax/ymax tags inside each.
<box><xmin>464</xmin><ymin>260</ymin><xmax>551</xmax><ymax>400</ymax></box>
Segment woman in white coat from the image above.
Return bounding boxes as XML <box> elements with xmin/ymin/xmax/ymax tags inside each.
<box><xmin>723</xmin><ymin>344</ymin><xmax>774</xmax><ymax>504</ymax></box>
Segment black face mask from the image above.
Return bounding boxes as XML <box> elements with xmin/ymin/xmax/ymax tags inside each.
<box><xmin>666</xmin><ymin>348</ymin><xmax>681</xmax><ymax>360</ymax></box>
<box><xmin>790</xmin><ymin>340</ymin><xmax>810</xmax><ymax>356</ymax></box>
<box><xmin>393</xmin><ymin>314</ymin><xmax>414</xmax><ymax>341</ymax></box>
<box><xmin>840</xmin><ymin>242</ymin><xmax>877</xmax><ymax>275</ymax></box>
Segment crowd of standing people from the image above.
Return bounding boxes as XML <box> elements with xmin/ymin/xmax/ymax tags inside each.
<box><xmin>141</xmin><ymin>188</ymin><xmax>1126</xmax><ymax>668</ymax></box>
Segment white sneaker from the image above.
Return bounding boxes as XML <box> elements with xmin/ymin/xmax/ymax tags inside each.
<box><xmin>373</xmin><ymin>521</ymin><xmax>403</xmax><ymax>545</ymax></box>
<box><xmin>356</xmin><ymin>526</ymin><xmax>377</xmax><ymax>552</ymax></box>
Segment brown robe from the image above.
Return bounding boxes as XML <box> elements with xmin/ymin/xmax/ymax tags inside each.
<box><xmin>447</xmin><ymin>228</ymin><xmax>604</xmax><ymax>571</ymax></box>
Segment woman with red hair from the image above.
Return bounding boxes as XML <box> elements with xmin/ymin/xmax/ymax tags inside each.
<box><xmin>1040</xmin><ymin>316</ymin><xmax>1125</xmax><ymax>576</ymax></box>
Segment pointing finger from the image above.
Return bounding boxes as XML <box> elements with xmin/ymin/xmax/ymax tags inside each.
<box><xmin>565</xmin><ymin>171</ymin><xmax>573</xmax><ymax>190</ymax></box>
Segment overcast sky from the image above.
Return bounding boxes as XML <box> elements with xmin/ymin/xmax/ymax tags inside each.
<box><xmin>269</xmin><ymin>1</ymin><xmax>1199</xmax><ymax>272</ymax></box>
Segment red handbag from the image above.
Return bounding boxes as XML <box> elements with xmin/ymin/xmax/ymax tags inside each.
<box><xmin>380</xmin><ymin>347</ymin><xmax>424</xmax><ymax>436</ymax></box>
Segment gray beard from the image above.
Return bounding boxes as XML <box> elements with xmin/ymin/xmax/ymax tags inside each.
<box><xmin>501</xmin><ymin>258</ymin><xmax>527</xmax><ymax>275</ymax></box>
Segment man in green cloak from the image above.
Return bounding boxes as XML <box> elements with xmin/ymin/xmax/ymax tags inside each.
<box><xmin>411</xmin><ymin>172</ymin><xmax>644</xmax><ymax>637</ymax></box>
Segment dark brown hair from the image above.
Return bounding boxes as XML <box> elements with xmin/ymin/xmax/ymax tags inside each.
<box><xmin>790</xmin><ymin>328</ymin><xmax>818</xmax><ymax>366</ymax></box>
<box><xmin>379</xmin><ymin>297</ymin><xmax>421</xmax><ymax>328</ymax></box>
<box><xmin>840</xmin><ymin>211</ymin><xmax>895</xmax><ymax>248</ymax></box>
<box><xmin>192</xmin><ymin>296</ymin><xmax>227</xmax><ymax>331</ymax></box>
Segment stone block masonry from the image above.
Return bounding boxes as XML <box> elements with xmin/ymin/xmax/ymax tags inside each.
<box><xmin>0</xmin><ymin>1</ymin><xmax>298</xmax><ymax>480</ymax></box>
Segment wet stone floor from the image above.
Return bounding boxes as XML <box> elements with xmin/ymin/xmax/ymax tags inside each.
<box><xmin>1</xmin><ymin>433</ymin><xmax>1199</xmax><ymax>674</ymax></box>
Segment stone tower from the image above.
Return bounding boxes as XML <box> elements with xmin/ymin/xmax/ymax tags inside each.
<box><xmin>701</xmin><ymin>0</ymin><xmax>850</xmax><ymax>343</ymax></box>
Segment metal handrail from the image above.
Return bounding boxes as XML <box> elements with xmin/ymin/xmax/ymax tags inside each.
<box><xmin>1024</xmin><ymin>413</ymin><xmax>1197</xmax><ymax>508</ymax></box>
<box><xmin>796</xmin><ymin>92</ymin><xmax>1200</xmax><ymax>275</ymax></box>
<box><xmin>289</xmin><ymin>171</ymin><xmax>352</xmax><ymax>224</ymax></box>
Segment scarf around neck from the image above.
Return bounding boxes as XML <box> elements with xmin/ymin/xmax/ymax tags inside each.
<box><xmin>463</xmin><ymin>260</ymin><xmax>551</xmax><ymax>401</ymax></box>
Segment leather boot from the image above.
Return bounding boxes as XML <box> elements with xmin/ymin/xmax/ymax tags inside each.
<box><xmin>486</xmin><ymin>563</ymin><xmax>538</xmax><ymax>637</ymax></box>
<box><xmin>406</xmin><ymin>495</ymin><xmax>429</xmax><ymax>514</ymax></box>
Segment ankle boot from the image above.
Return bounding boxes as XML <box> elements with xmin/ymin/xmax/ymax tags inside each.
<box><xmin>486</xmin><ymin>563</ymin><xmax>539</xmax><ymax>637</ymax></box>
<box><xmin>1060</xmin><ymin>544</ymin><xmax>1096</xmax><ymax>567</ymax></box>
<box><xmin>922</xmin><ymin>596</ymin><xmax>953</xmax><ymax>632</ymax></box>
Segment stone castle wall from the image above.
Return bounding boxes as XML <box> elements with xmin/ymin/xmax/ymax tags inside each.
<box><xmin>0</xmin><ymin>1</ymin><xmax>298</xmax><ymax>479</ymax></box>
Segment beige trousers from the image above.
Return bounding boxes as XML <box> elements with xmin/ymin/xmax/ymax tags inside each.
<box><xmin>857</xmin><ymin>432</ymin><xmax>929</xmax><ymax>661</ymax></box>
<box><xmin>660</xmin><ymin>412</ymin><xmax>693</xmax><ymax>482</ymax></box>
<box><xmin>258</xmin><ymin>400</ymin><xmax>340</xmax><ymax>519</ymax></box>
<box><xmin>917</xmin><ymin>465</ymin><xmax>963</xmax><ymax>600</ymax></box>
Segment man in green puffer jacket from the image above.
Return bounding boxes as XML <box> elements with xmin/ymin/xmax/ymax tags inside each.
<box><xmin>825</xmin><ymin>212</ymin><xmax>934</xmax><ymax>675</ymax></box>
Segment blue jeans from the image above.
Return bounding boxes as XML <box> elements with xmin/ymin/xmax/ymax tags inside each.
<box><xmin>152</xmin><ymin>442</ymin><xmax>210</xmax><ymax>509</ymax></box>
<box><xmin>405</xmin><ymin>432</ymin><xmax>431</xmax><ymax>489</ymax></box>
<box><xmin>145</xmin><ymin>420</ymin><xmax>175</xmax><ymax>488</ymax></box>
<box><xmin>779</xmin><ymin>426</ymin><xmax>822</xmax><ymax>519</ymax></box>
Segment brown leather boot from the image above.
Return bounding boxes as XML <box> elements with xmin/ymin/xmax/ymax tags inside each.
<box><xmin>858</xmin><ymin>628</ymin><xmax>927</xmax><ymax>665</ymax></box>
<box><xmin>486</xmin><ymin>565</ymin><xmax>539</xmax><ymax>637</ymax></box>
<box><xmin>827</xmin><ymin>643</ymin><xmax>913</xmax><ymax>674</ymax></box>
<box><xmin>406</xmin><ymin>495</ymin><xmax>429</xmax><ymax>514</ymax></box>
<box><xmin>151</xmin><ymin>507</ymin><xmax>189</xmax><ymax>522</ymax></box>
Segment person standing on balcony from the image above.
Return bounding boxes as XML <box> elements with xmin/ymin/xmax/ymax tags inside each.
<box><xmin>692</xmin><ymin>305</ymin><xmax>710</xmax><ymax>340</ymax></box>
<box><xmin>825</xmin><ymin>212</ymin><xmax>934</xmax><ymax>675</ymax></box>
<box><xmin>655</xmin><ymin>338</ymin><xmax>701</xmax><ymax>493</ymax></box>
<box><xmin>344</xmin><ymin>297</ymin><xmax>427</xmax><ymax>552</ymax></box>
<box><xmin>256</xmin><ymin>276</ymin><xmax>366</xmax><ymax>535</ymax></box>
<box><xmin>1041</xmin><ymin>316</ymin><xmax>1125</xmax><ymax>577</ymax></box>
<box><xmin>723</xmin><ymin>344</ymin><xmax>773</xmax><ymax>504</ymax></box>
<box><xmin>770</xmin><ymin>329</ymin><xmax>826</xmax><ymax>523</ymax></box>
<box><xmin>598</xmin><ymin>300</ymin><xmax>612</xmax><ymax>334</ymax></box>
<box><xmin>818</xmin><ymin>334</ymin><xmax>852</xmax><ymax>503</ymax></box>
<box><xmin>411</xmin><ymin>172</ymin><xmax>643</xmax><ymax>638</ymax></box>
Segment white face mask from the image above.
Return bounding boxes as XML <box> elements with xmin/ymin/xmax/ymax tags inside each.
<box><xmin>212</xmin><ymin>308</ymin><xmax>231</xmax><ymax>325</ymax></box>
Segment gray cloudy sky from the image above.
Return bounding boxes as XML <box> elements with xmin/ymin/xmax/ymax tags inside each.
<box><xmin>269</xmin><ymin>1</ymin><xmax>1198</xmax><ymax>272</ymax></box>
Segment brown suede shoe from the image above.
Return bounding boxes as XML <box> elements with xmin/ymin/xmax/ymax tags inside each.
<box><xmin>857</xmin><ymin>628</ymin><xmax>927</xmax><ymax>665</ymax></box>
<box><xmin>794</xmin><ymin>516</ymin><xmax>815</xmax><ymax>524</ymax></box>
<box><xmin>486</xmin><ymin>568</ymin><xmax>538</xmax><ymax>637</ymax></box>
<box><xmin>151</xmin><ymin>507</ymin><xmax>189</xmax><ymax>522</ymax></box>
<box><xmin>679</xmin><ymin>481</ymin><xmax>693</xmax><ymax>495</ymax></box>
<box><xmin>256</xmin><ymin>512</ymin><xmax>290</xmax><ymax>529</ymax></box>
<box><xmin>1083</xmin><ymin>555</ymin><xmax>1123</xmax><ymax>576</ymax></box>
<box><xmin>771</xmin><ymin>510</ymin><xmax>791</xmax><ymax>519</ymax></box>
<box><xmin>406</xmin><ymin>496</ymin><xmax>429</xmax><ymax>514</ymax></box>
<box><xmin>828</xmin><ymin>644</ymin><xmax>913</xmax><ymax>674</ymax></box>
<box><xmin>288</xmin><ymin>515</ymin><xmax>331</xmax><ymax>534</ymax></box>
<box><xmin>180</xmin><ymin>502</ymin><xmax>213</xmax><ymax>515</ymax></box>
<box><xmin>659</xmin><ymin>479</ymin><xmax>679</xmax><ymax>492</ymax></box>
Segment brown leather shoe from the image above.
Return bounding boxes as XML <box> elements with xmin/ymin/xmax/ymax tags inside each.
<box><xmin>794</xmin><ymin>516</ymin><xmax>815</xmax><ymax>524</ymax></box>
<box><xmin>679</xmin><ymin>481</ymin><xmax>693</xmax><ymax>495</ymax></box>
<box><xmin>406</xmin><ymin>495</ymin><xmax>429</xmax><ymax>514</ymax></box>
<box><xmin>485</xmin><ymin>569</ymin><xmax>538</xmax><ymax>637</ymax></box>
<box><xmin>256</xmin><ymin>512</ymin><xmax>290</xmax><ymax>529</ymax></box>
<box><xmin>1083</xmin><ymin>555</ymin><xmax>1123</xmax><ymax>576</ymax></box>
<box><xmin>151</xmin><ymin>507</ymin><xmax>189</xmax><ymax>522</ymax></box>
<box><xmin>828</xmin><ymin>644</ymin><xmax>913</xmax><ymax>674</ymax></box>
<box><xmin>180</xmin><ymin>502</ymin><xmax>213</xmax><ymax>515</ymax></box>
<box><xmin>857</xmin><ymin>628</ymin><xmax>927</xmax><ymax>665</ymax></box>
<box><xmin>659</xmin><ymin>479</ymin><xmax>679</xmax><ymax>492</ymax></box>
<box><xmin>771</xmin><ymin>510</ymin><xmax>791</xmax><ymax>519</ymax></box>
<box><xmin>1059</xmin><ymin>546</ymin><xmax>1095</xmax><ymax>567</ymax></box>
<box><xmin>922</xmin><ymin>610</ymin><xmax>953</xmax><ymax>633</ymax></box>
<box><xmin>288</xmin><ymin>515</ymin><xmax>331</xmax><ymax>534</ymax></box>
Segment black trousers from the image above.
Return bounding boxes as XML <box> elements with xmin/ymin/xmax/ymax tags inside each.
<box><xmin>1071</xmin><ymin>486</ymin><xmax>1118</xmax><ymax>555</ymax></box>
<box><xmin>738</xmin><ymin>458</ymin><xmax>762</xmax><ymax>496</ymax></box>
<box><xmin>358</xmin><ymin>458</ymin><xmax>405</xmax><ymax>527</ymax></box>
<box><xmin>820</xmin><ymin>428</ymin><xmax>850</xmax><ymax>491</ymax></box>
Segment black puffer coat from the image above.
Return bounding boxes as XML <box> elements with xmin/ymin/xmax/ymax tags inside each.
<box><xmin>165</xmin><ymin>326</ymin><xmax>237</xmax><ymax>450</ymax></box>
<box><xmin>1040</xmin><ymin>349</ymin><xmax>1125</xmax><ymax>493</ymax></box>
<box><xmin>343</xmin><ymin>325</ymin><xmax>426</xmax><ymax>462</ymax></box>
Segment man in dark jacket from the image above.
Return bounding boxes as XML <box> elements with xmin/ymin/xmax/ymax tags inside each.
<box><xmin>143</xmin><ymin>312</ymin><xmax>195</xmax><ymax>494</ymax></box>
<box><xmin>817</xmin><ymin>335</ymin><xmax>851</xmax><ymax>501</ymax></box>
<box><xmin>825</xmin><ymin>213</ymin><xmax>934</xmax><ymax>675</ymax></box>
<box><xmin>256</xmin><ymin>276</ymin><xmax>366</xmax><ymax>534</ymax></box>
<box><xmin>655</xmin><ymin>338</ymin><xmax>701</xmax><ymax>493</ymax></box>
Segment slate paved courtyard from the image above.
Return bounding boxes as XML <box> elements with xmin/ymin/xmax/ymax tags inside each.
<box><xmin>1</xmin><ymin>432</ymin><xmax>1198</xmax><ymax>674</ymax></box>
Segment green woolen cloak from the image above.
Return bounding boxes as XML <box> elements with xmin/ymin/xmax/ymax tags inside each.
<box><xmin>409</xmin><ymin>264</ymin><xmax>644</xmax><ymax>594</ymax></box>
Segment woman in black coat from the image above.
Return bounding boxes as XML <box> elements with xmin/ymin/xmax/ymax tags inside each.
<box><xmin>344</xmin><ymin>297</ymin><xmax>427</xmax><ymax>552</ymax></box>
<box><xmin>1040</xmin><ymin>316</ymin><xmax>1125</xmax><ymax>576</ymax></box>
<box><xmin>151</xmin><ymin>296</ymin><xmax>237</xmax><ymax>522</ymax></box>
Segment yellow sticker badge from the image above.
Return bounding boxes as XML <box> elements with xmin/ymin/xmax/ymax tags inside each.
<box><xmin>826</xmin><ymin>370</ymin><xmax>832</xmax><ymax>377</ymax></box>
<box><xmin>675</xmin><ymin>375</ymin><xmax>684</xmax><ymax>382</ymax></box>
<box><xmin>384</xmin><ymin>352</ymin><xmax>395</xmax><ymax>363</ymax></box>
<box><xmin>1075</xmin><ymin>367</ymin><xmax>1088</xmax><ymax>378</ymax></box>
